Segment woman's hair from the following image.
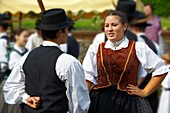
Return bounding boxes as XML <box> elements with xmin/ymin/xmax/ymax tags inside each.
<box><xmin>14</xmin><ymin>28</ymin><xmax>27</xmax><ymax>36</ymax></box>
<box><xmin>162</xmin><ymin>53</ymin><xmax>170</xmax><ymax>64</ymax></box>
<box><xmin>13</xmin><ymin>28</ymin><xmax>28</xmax><ymax>42</ymax></box>
<box><xmin>104</xmin><ymin>10</ymin><xmax>128</xmax><ymax>25</ymax></box>
<box><xmin>144</xmin><ymin>2</ymin><xmax>154</xmax><ymax>11</ymax></box>
<box><xmin>0</xmin><ymin>24</ymin><xmax>9</xmax><ymax>30</ymax></box>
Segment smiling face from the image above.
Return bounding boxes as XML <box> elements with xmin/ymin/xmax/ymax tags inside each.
<box><xmin>104</xmin><ymin>15</ymin><xmax>127</xmax><ymax>42</ymax></box>
<box><xmin>15</xmin><ymin>30</ymin><xmax>29</xmax><ymax>47</ymax></box>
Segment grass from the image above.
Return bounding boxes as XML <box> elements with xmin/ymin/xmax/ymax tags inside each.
<box><xmin>11</xmin><ymin>17</ymin><xmax>170</xmax><ymax>31</ymax></box>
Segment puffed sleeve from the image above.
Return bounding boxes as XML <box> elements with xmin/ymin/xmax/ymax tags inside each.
<box><xmin>83</xmin><ymin>44</ymin><xmax>99</xmax><ymax>85</ymax></box>
<box><xmin>135</xmin><ymin>42</ymin><xmax>169</xmax><ymax>76</ymax></box>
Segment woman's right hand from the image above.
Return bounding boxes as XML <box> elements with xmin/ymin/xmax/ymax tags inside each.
<box><xmin>86</xmin><ymin>80</ymin><xmax>93</xmax><ymax>91</ymax></box>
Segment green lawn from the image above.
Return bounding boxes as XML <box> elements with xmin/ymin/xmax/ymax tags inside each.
<box><xmin>12</xmin><ymin>17</ymin><xmax>170</xmax><ymax>31</ymax></box>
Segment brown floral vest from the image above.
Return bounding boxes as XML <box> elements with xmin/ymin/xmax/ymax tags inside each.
<box><xmin>93</xmin><ymin>41</ymin><xmax>139</xmax><ymax>91</ymax></box>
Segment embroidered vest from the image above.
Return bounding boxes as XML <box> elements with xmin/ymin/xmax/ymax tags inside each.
<box><xmin>94</xmin><ymin>41</ymin><xmax>139</xmax><ymax>91</ymax></box>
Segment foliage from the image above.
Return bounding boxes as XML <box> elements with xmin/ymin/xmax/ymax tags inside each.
<box><xmin>141</xmin><ymin>0</ymin><xmax>170</xmax><ymax>17</ymax></box>
<box><xmin>161</xmin><ymin>17</ymin><xmax>170</xmax><ymax>30</ymax></box>
<box><xmin>12</xmin><ymin>17</ymin><xmax>104</xmax><ymax>31</ymax></box>
<box><xmin>12</xmin><ymin>18</ymin><xmax>37</xmax><ymax>31</ymax></box>
<box><xmin>72</xmin><ymin>17</ymin><xmax>103</xmax><ymax>31</ymax></box>
<box><xmin>12</xmin><ymin>17</ymin><xmax>170</xmax><ymax>31</ymax></box>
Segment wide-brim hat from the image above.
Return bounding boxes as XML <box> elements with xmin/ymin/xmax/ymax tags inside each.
<box><xmin>116</xmin><ymin>1</ymin><xmax>139</xmax><ymax>18</ymax></box>
<box><xmin>35</xmin><ymin>19</ymin><xmax>41</xmax><ymax>30</ymax></box>
<box><xmin>38</xmin><ymin>8</ymin><xmax>73</xmax><ymax>30</ymax></box>
<box><xmin>0</xmin><ymin>13</ymin><xmax>10</xmax><ymax>25</ymax></box>
<box><xmin>67</xmin><ymin>17</ymin><xmax>75</xmax><ymax>30</ymax></box>
<box><xmin>130</xmin><ymin>12</ymin><xmax>152</xmax><ymax>27</ymax></box>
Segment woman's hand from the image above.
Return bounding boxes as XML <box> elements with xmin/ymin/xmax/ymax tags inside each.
<box><xmin>127</xmin><ymin>84</ymin><xmax>147</xmax><ymax>98</ymax></box>
<box><xmin>26</xmin><ymin>96</ymin><xmax>41</xmax><ymax>109</ymax></box>
<box><xmin>86</xmin><ymin>80</ymin><xmax>93</xmax><ymax>91</ymax></box>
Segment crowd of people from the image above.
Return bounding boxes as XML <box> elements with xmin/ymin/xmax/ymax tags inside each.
<box><xmin>0</xmin><ymin>0</ymin><xmax>170</xmax><ymax>113</ymax></box>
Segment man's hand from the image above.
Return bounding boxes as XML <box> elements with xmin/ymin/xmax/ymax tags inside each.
<box><xmin>26</xmin><ymin>96</ymin><xmax>41</xmax><ymax>109</ymax></box>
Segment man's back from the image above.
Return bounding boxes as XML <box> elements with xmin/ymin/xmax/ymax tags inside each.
<box><xmin>22</xmin><ymin>46</ymin><xmax>68</xmax><ymax>113</ymax></box>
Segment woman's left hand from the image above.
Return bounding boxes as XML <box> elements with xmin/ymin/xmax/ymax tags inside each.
<box><xmin>127</xmin><ymin>84</ymin><xmax>147</xmax><ymax>98</ymax></box>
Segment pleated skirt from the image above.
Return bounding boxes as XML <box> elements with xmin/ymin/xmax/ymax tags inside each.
<box><xmin>88</xmin><ymin>85</ymin><xmax>153</xmax><ymax>113</ymax></box>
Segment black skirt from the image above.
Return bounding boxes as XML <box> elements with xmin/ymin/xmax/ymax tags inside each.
<box><xmin>88</xmin><ymin>85</ymin><xmax>153</xmax><ymax>113</ymax></box>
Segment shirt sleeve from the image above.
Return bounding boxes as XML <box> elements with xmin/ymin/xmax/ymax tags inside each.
<box><xmin>3</xmin><ymin>52</ymin><xmax>30</xmax><ymax>104</ymax></box>
<box><xmin>56</xmin><ymin>54</ymin><xmax>90</xmax><ymax>113</ymax></box>
<box><xmin>0</xmin><ymin>39</ymin><xmax>8</xmax><ymax>72</ymax></box>
<box><xmin>135</xmin><ymin>42</ymin><xmax>169</xmax><ymax>76</ymax></box>
<box><xmin>161</xmin><ymin>65</ymin><xmax>170</xmax><ymax>88</ymax></box>
<box><xmin>82</xmin><ymin>44</ymin><xmax>98</xmax><ymax>85</ymax></box>
<box><xmin>92</xmin><ymin>32</ymin><xmax>105</xmax><ymax>46</ymax></box>
<box><xmin>137</xmin><ymin>64</ymin><xmax>147</xmax><ymax>79</ymax></box>
<box><xmin>25</xmin><ymin>35</ymin><xmax>34</xmax><ymax>51</ymax></box>
<box><xmin>9</xmin><ymin>51</ymin><xmax>20</xmax><ymax>70</ymax></box>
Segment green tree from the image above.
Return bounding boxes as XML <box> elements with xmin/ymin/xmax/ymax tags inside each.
<box><xmin>141</xmin><ymin>0</ymin><xmax>170</xmax><ymax>17</ymax></box>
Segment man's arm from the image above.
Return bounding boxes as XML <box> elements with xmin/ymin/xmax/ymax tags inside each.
<box><xmin>3</xmin><ymin>52</ymin><xmax>41</xmax><ymax>108</ymax></box>
<box><xmin>3</xmin><ymin>53</ymin><xmax>29</xmax><ymax>104</ymax></box>
<box><xmin>66</xmin><ymin>60</ymin><xmax>90</xmax><ymax>113</ymax></box>
<box><xmin>56</xmin><ymin>54</ymin><xmax>90</xmax><ymax>113</ymax></box>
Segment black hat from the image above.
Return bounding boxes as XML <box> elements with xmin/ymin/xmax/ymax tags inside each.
<box><xmin>35</xmin><ymin>19</ymin><xmax>41</xmax><ymax>30</ymax></box>
<box><xmin>67</xmin><ymin>17</ymin><xmax>75</xmax><ymax>31</ymax></box>
<box><xmin>116</xmin><ymin>1</ymin><xmax>139</xmax><ymax>18</ymax></box>
<box><xmin>130</xmin><ymin>12</ymin><xmax>152</xmax><ymax>27</ymax></box>
<box><xmin>38</xmin><ymin>8</ymin><xmax>73</xmax><ymax>30</ymax></box>
<box><xmin>0</xmin><ymin>13</ymin><xmax>10</xmax><ymax>25</ymax></box>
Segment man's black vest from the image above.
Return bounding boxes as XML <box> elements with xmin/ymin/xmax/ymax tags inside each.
<box><xmin>140</xmin><ymin>35</ymin><xmax>157</xmax><ymax>54</ymax></box>
<box><xmin>22</xmin><ymin>45</ymin><xmax>68</xmax><ymax>113</ymax></box>
<box><xmin>67</xmin><ymin>35</ymin><xmax>80</xmax><ymax>58</ymax></box>
<box><xmin>125</xmin><ymin>30</ymin><xmax>138</xmax><ymax>41</ymax></box>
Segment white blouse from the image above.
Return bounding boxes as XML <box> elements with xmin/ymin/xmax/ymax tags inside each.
<box><xmin>26</xmin><ymin>32</ymin><xmax>43</xmax><ymax>51</ymax></box>
<box><xmin>83</xmin><ymin>37</ymin><xmax>169</xmax><ymax>85</ymax></box>
<box><xmin>9</xmin><ymin>44</ymin><xmax>28</xmax><ymax>70</ymax></box>
<box><xmin>0</xmin><ymin>32</ymin><xmax>8</xmax><ymax>72</ymax></box>
<box><xmin>161</xmin><ymin>65</ymin><xmax>170</xmax><ymax>88</ymax></box>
